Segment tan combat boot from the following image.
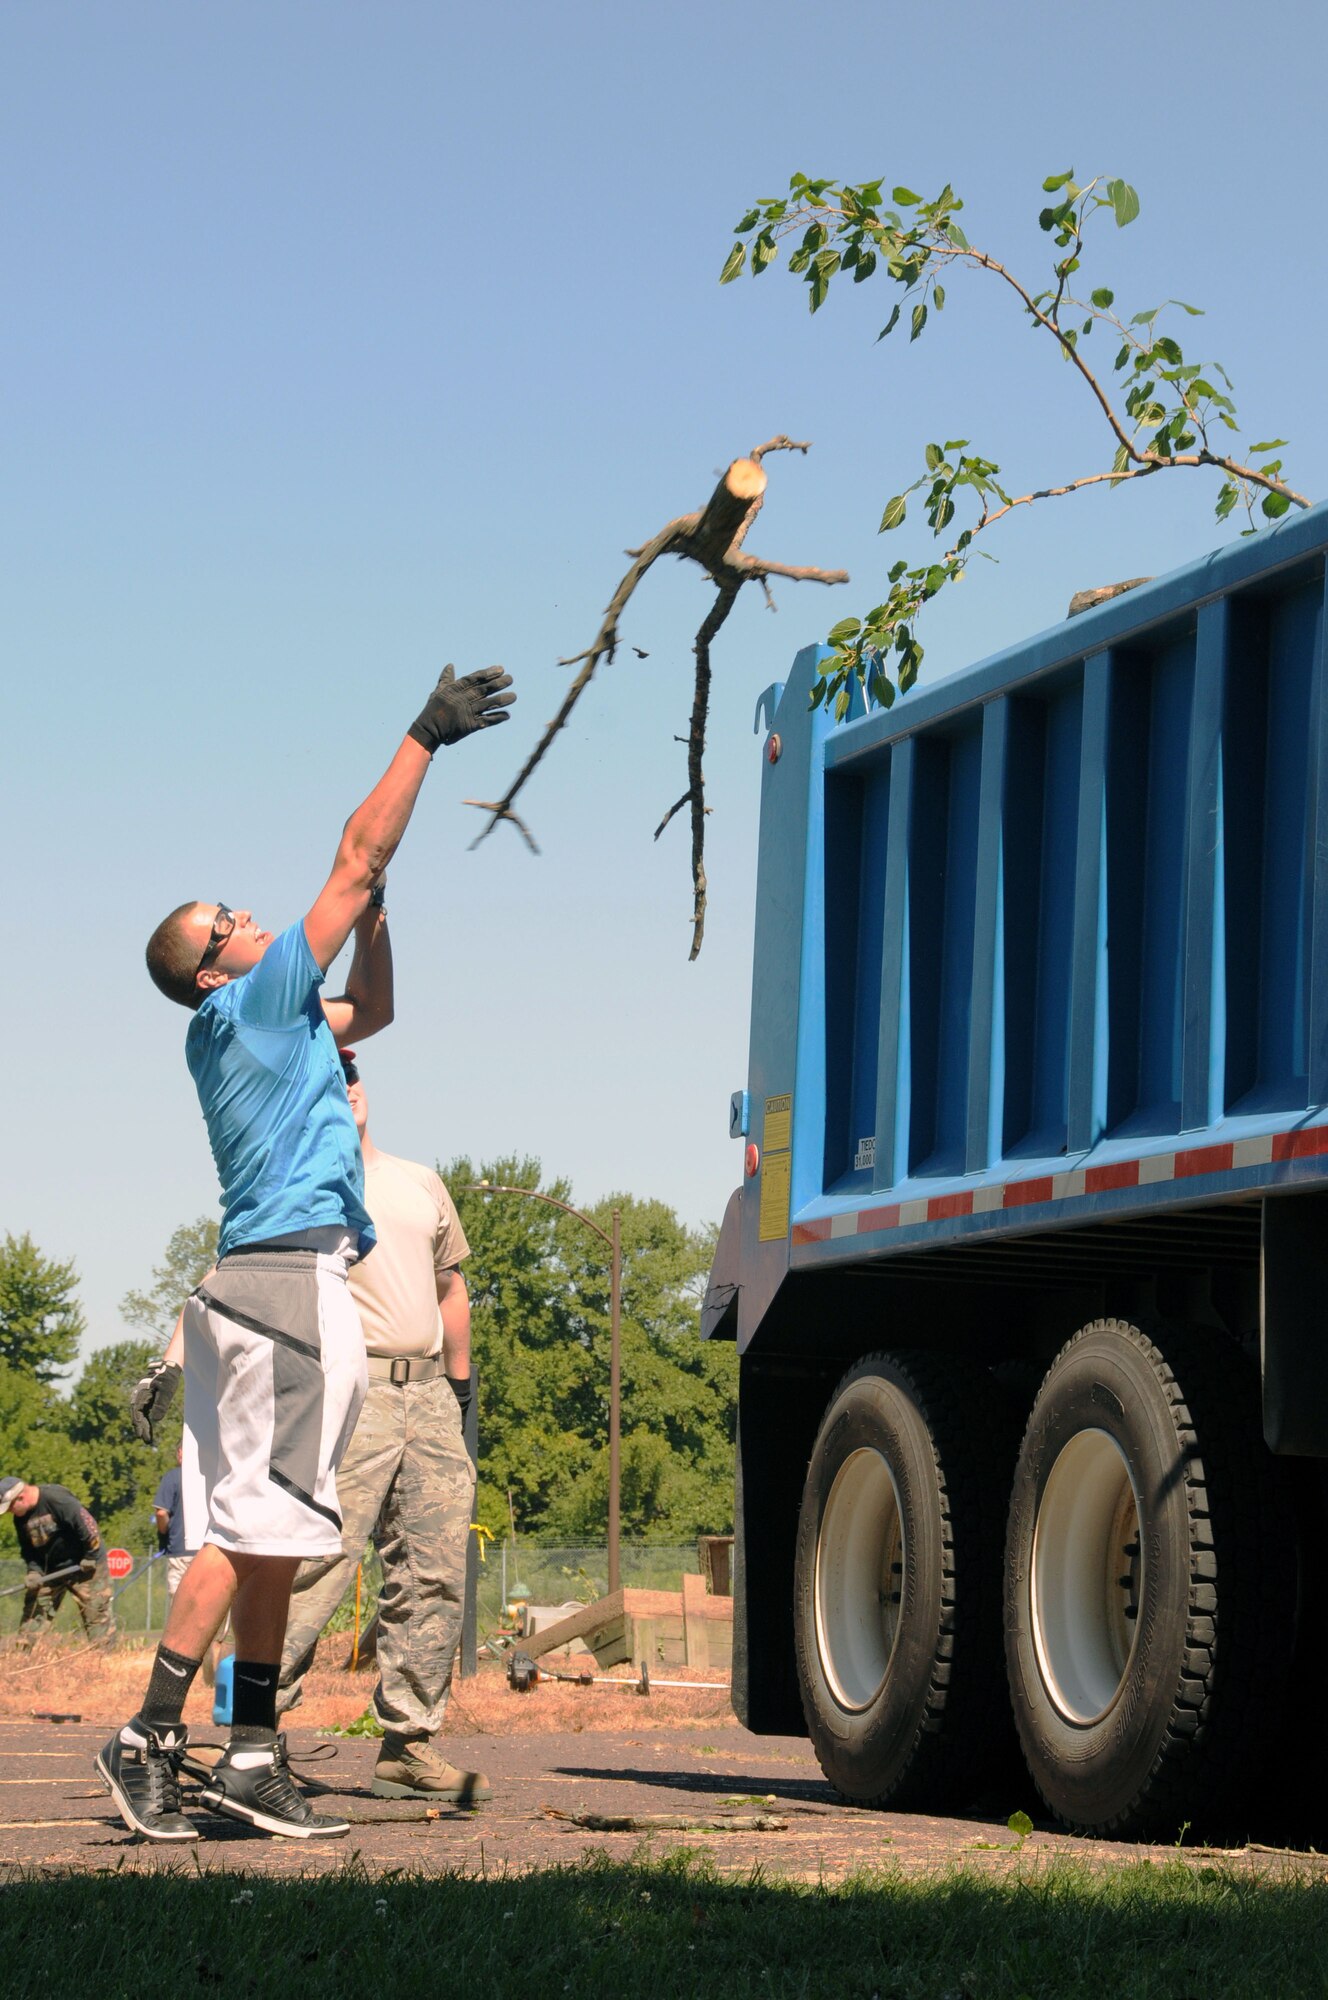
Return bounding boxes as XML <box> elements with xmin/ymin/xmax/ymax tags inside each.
<box><xmin>372</xmin><ymin>1734</ymin><xmax>491</xmax><ymax>1804</ymax></box>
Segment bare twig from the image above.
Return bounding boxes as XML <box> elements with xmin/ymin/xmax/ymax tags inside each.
<box><xmin>680</xmin><ymin>580</ymin><xmax>740</xmax><ymax>958</ymax></box>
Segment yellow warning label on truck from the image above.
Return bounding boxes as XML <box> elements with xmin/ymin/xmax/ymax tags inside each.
<box><xmin>763</xmin><ymin>1093</ymin><xmax>792</xmax><ymax>1152</ymax></box>
<box><xmin>758</xmin><ymin>1148</ymin><xmax>792</xmax><ymax>1241</ymax></box>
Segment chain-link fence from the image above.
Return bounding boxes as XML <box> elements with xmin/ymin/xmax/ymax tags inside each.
<box><xmin>0</xmin><ymin>1540</ymin><xmax>706</xmax><ymax>1648</ymax></box>
<box><xmin>323</xmin><ymin>1542</ymin><xmax>703</xmax><ymax>1653</ymax></box>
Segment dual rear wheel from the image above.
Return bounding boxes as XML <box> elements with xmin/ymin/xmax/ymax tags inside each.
<box><xmin>793</xmin><ymin>1321</ymin><xmax>1297</xmax><ymax>1836</ymax></box>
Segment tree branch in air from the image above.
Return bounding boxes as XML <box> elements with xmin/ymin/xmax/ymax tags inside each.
<box><xmin>466</xmin><ymin>438</ymin><xmax>848</xmax><ymax>958</ymax></box>
<box><xmin>722</xmin><ymin>170</ymin><xmax>1308</xmax><ymax>716</ymax></box>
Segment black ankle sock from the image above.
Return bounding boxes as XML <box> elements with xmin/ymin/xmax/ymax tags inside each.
<box><xmin>139</xmin><ymin>1643</ymin><xmax>203</xmax><ymax>1728</ymax></box>
<box><xmin>229</xmin><ymin>1659</ymin><xmax>279</xmax><ymax>1741</ymax></box>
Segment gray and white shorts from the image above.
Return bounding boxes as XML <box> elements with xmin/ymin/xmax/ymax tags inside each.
<box><xmin>181</xmin><ymin>1229</ymin><xmax>368</xmax><ymax>1560</ymax></box>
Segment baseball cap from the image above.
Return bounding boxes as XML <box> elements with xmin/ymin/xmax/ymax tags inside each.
<box><xmin>339</xmin><ymin>1048</ymin><xmax>360</xmax><ymax>1085</ymax></box>
<box><xmin>0</xmin><ymin>1477</ymin><xmax>23</xmax><ymax>1514</ymax></box>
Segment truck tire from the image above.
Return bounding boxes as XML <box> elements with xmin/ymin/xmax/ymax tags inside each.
<box><xmin>1004</xmin><ymin>1318</ymin><xmax>1296</xmax><ymax>1839</ymax></box>
<box><xmin>793</xmin><ymin>1351</ymin><xmax>1014</xmax><ymax>1809</ymax></box>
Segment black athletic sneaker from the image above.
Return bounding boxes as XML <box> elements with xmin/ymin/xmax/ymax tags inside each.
<box><xmin>199</xmin><ymin>1733</ymin><xmax>350</xmax><ymax>1839</ymax></box>
<box><xmin>96</xmin><ymin>1719</ymin><xmax>198</xmax><ymax>1842</ymax></box>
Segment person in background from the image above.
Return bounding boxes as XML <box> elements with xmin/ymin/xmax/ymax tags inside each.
<box><xmin>153</xmin><ymin>1444</ymin><xmax>195</xmax><ymax>1602</ymax></box>
<box><xmin>0</xmin><ymin>1476</ymin><xmax>115</xmax><ymax>1649</ymax></box>
<box><xmin>277</xmin><ymin>1047</ymin><xmax>488</xmax><ymax>1804</ymax></box>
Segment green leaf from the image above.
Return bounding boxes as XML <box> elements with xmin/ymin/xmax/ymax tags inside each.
<box><xmin>1111</xmin><ymin>444</ymin><xmax>1130</xmax><ymax>475</ymax></box>
<box><xmin>719</xmin><ymin>243</ymin><xmax>746</xmax><ymax>285</ymax></box>
<box><xmin>1109</xmin><ymin>179</ymin><xmax>1140</xmax><ymax>227</ymax></box>
<box><xmin>734</xmin><ymin>209</ymin><xmax>760</xmax><ymax>235</ymax></box>
<box><xmin>834</xmin><ymin>688</ymin><xmax>851</xmax><ymax>721</ymax></box>
<box><xmin>752</xmin><ymin>232</ymin><xmax>778</xmax><ymax>271</ymax></box>
<box><xmin>880</xmin><ymin>495</ymin><xmax>907</xmax><ymax>532</ymax></box>
<box><xmin>1008</xmin><ymin>1811</ymin><xmax>1034</xmax><ymax>1840</ymax></box>
<box><xmin>1262</xmin><ymin>490</ymin><xmax>1293</xmax><ymax>519</ymax></box>
<box><xmin>925</xmin><ymin>442</ymin><xmax>943</xmax><ymax>471</ymax></box>
<box><xmin>892</xmin><ymin>185</ymin><xmax>920</xmax><ymax>206</ymax></box>
<box><xmin>876</xmin><ymin>303</ymin><xmax>902</xmax><ymax>341</ymax></box>
<box><xmin>1215</xmin><ymin>483</ymin><xmax>1239</xmax><ymax>522</ymax></box>
<box><xmin>867</xmin><ymin>668</ymin><xmax>895</xmax><ymax>709</ymax></box>
<box><xmin>853</xmin><ymin>249</ymin><xmax>877</xmax><ymax>282</ymax></box>
<box><xmin>910</xmin><ymin>301</ymin><xmax>928</xmax><ymax>341</ymax></box>
<box><xmin>1174</xmin><ymin>299</ymin><xmax>1204</xmax><ymax>315</ymax></box>
<box><xmin>1250</xmin><ymin>439</ymin><xmax>1289</xmax><ymax>453</ymax></box>
<box><xmin>933</xmin><ymin>283</ymin><xmax>945</xmax><ymax>311</ymax></box>
<box><xmin>946</xmin><ymin>221</ymin><xmax>970</xmax><ymax>251</ymax></box>
<box><xmin>1042</xmin><ymin>169</ymin><xmax>1075</xmax><ymax>192</ymax></box>
<box><xmin>827</xmin><ymin>617</ymin><xmax>862</xmax><ymax>645</ymax></box>
<box><xmin>887</xmin><ymin>560</ymin><xmax>908</xmax><ymax>583</ymax></box>
<box><xmin>809</xmin><ymin>675</ymin><xmax>828</xmax><ymax>709</ymax></box>
<box><xmin>1090</xmin><ymin>287</ymin><xmax>1115</xmax><ymax>309</ymax></box>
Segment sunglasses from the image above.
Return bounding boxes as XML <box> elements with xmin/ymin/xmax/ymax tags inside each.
<box><xmin>197</xmin><ymin>903</ymin><xmax>236</xmax><ymax>975</ymax></box>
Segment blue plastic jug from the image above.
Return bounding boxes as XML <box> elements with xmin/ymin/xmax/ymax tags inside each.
<box><xmin>212</xmin><ymin>1652</ymin><xmax>234</xmax><ymax>1727</ymax></box>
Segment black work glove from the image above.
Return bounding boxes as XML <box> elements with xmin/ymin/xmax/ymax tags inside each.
<box><xmin>129</xmin><ymin>1359</ymin><xmax>182</xmax><ymax>1445</ymax></box>
<box><xmin>408</xmin><ymin>664</ymin><xmax>515</xmax><ymax>753</ymax></box>
<box><xmin>79</xmin><ymin>1556</ymin><xmax>98</xmax><ymax>1578</ymax></box>
<box><xmin>446</xmin><ymin>1374</ymin><xmax>473</xmax><ymax>1420</ymax></box>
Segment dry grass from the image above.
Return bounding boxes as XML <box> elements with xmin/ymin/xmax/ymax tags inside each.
<box><xmin>0</xmin><ymin>1633</ymin><xmax>736</xmax><ymax>1734</ymax></box>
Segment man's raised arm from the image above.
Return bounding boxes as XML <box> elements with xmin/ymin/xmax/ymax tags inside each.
<box><xmin>304</xmin><ymin>665</ymin><xmax>513</xmax><ymax>975</ymax></box>
<box><xmin>322</xmin><ymin>892</ymin><xmax>393</xmax><ymax>1043</ymax></box>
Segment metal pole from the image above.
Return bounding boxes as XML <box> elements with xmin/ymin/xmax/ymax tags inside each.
<box><xmin>608</xmin><ymin>1205</ymin><xmax>621</xmax><ymax>1597</ymax></box>
<box><xmin>461</xmin><ymin>1363</ymin><xmax>479</xmax><ymax>1678</ymax></box>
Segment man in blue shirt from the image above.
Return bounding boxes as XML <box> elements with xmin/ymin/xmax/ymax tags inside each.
<box><xmin>99</xmin><ymin>662</ymin><xmax>514</xmax><ymax>1845</ymax></box>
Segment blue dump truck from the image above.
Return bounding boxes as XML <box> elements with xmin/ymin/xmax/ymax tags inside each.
<box><xmin>703</xmin><ymin>500</ymin><xmax>1328</xmax><ymax>1839</ymax></box>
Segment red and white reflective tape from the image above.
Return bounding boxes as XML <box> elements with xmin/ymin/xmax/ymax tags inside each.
<box><xmin>791</xmin><ymin>1124</ymin><xmax>1328</xmax><ymax>1247</ymax></box>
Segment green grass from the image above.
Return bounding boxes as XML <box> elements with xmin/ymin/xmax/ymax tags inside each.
<box><xmin>3</xmin><ymin>1848</ymin><xmax>1328</xmax><ymax>1998</ymax></box>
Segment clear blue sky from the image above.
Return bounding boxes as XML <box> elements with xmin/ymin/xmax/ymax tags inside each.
<box><xmin>3</xmin><ymin>0</ymin><xmax>1325</xmax><ymax>1365</ymax></box>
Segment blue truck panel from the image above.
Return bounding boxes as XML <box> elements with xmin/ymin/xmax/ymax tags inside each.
<box><xmin>724</xmin><ymin>502</ymin><xmax>1328</xmax><ymax>1356</ymax></box>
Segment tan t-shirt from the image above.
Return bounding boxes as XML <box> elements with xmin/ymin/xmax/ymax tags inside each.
<box><xmin>348</xmin><ymin>1149</ymin><xmax>470</xmax><ymax>1359</ymax></box>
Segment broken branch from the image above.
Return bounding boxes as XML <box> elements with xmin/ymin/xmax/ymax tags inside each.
<box><xmin>466</xmin><ymin>440</ymin><xmax>848</xmax><ymax>955</ymax></box>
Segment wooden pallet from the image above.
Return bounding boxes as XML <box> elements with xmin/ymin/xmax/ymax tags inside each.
<box><xmin>521</xmin><ymin>1575</ymin><xmax>733</xmax><ymax>1671</ymax></box>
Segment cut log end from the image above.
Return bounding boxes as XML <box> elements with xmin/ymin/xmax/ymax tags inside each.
<box><xmin>725</xmin><ymin>457</ymin><xmax>768</xmax><ymax>502</ymax></box>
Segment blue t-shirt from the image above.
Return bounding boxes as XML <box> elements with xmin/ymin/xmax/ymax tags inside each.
<box><xmin>153</xmin><ymin>1466</ymin><xmax>186</xmax><ymax>1555</ymax></box>
<box><xmin>185</xmin><ymin>920</ymin><xmax>375</xmax><ymax>1259</ymax></box>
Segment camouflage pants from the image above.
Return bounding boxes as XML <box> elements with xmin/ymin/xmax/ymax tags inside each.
<box><xmin>277</xmin><ymin>1371</ymin><xmax>474</xmax><ymax>1738</ymax></box>
<box><xmin>17</xmin><ymin>1560</ymin><xmax>115</xmax><ymax>1649</ymax></box>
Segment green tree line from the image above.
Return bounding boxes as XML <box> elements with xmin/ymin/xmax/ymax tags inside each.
<box><xmin>0</xmin><ymin>1168</ymin><xmax>735</xmax><ymax>1561</ymax></box>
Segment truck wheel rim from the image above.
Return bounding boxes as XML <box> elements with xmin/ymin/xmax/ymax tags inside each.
<box><xmin>1030</xmin><ymin>1427</ymin><xmax>1143</xmax><ymax>1725</ymax></box>
<box><xmin>814</xmin><ymin>1447</ymin><xmax>905</xmax><ymax>1712</ymax></box>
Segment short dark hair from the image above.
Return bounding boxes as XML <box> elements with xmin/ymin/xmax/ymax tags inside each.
<box><xmin>145</xmin><ymin>902</ymin><xmax>207</xmax><ymax>1010</ymax></box>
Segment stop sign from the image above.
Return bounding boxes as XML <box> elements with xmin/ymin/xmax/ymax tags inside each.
<box><xmin>106</xmin><ymin>1548</ymin><xmax>133</xmax><ymax>1582</ymax></box>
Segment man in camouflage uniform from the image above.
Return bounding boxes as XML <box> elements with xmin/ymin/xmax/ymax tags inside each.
<box><xmin>0</xmin><ymin>1476</ymin><xmax>116</xmax><ymax>1649</ymax></box>
<box><xmin>277</xmin><ymin>1047</ymin><xmax>487</xmax><ymax>1802</ymax></box>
